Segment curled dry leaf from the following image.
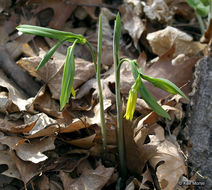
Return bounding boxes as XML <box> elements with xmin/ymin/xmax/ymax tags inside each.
<box><xmin>0</xmin><ymin>117</ymin><xmax>37</xmax><ymax>134</ymax></box>
<box><xmin>24</xmin><ymin>113</ymin><xmax>56</xmax><ymax>136</ymax></box>
<box><xmin>148</xmin><ymin>125</ymin><xmax>187</xmax><ymax>190</ymax></box>
<box><xmin>0</xmin><ymin>134</ymin><xmax>55</xmax><ymax>163</ymax></box>
<box><xmin>60</xmin><ymin>161</ymin><xmax>114</xmax><ymax>190</ymax></box>
<box><xmin>65</xmin><ymin>134</ymin><xmax>96</xmax><ymax>148</ymax></box>
<box><xmin>17</xmin><ymin>55</ymin><xmax>95</xmax><ymax>100</ymax></box>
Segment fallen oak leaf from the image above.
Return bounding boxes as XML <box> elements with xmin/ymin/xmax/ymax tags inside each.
<box><xmin>0</xmin><ymin>134</ymin><xmax>55</xmax><ymax>163</ymax></box>
<box><xmin>60</xmin><ymin>161</ymin><xmax>114</xmax><ymax>190</ymax></box>
<box><xmin>148</xmin><ymin>125</ymin><xmax>187</xmax><ymax>190</ymax></box>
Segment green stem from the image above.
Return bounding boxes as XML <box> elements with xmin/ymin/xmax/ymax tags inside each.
<box><xmin>113</xmin><ymin>13</ymin><xmax>127</xmax><ymax>179</ymax></box>
<box><xmin>196</xmin><ymin>13</ymin><xmax>205</xmax><ymax>34</ymax></box>
<box><xmin>86</xmin><ymin>15</ymin><xmax>107</xmax><ymax>150</ymax></box>
<box><xmin>209</xmin><ymin>0</ymin><xmax>212</xmax><ymax>25</ymax></box>
<box><xmin>96</xmin><ymin>13</ymin><xmax>107</xmax><ymax>150</ymax></box>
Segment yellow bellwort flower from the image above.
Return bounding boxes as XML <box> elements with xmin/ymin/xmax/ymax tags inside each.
<box><xmin>125</xmin><ymin>77</ymin><xmax>141</xmax><ymax>121</ymax></box>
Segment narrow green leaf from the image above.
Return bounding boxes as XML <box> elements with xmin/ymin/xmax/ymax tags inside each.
<box><xmin>114</xmin><ymin>13</ymin><xmax>121</xmax><ymax>68</ymax></box>
<box><xmin>60</xmin><ymin>40</ymin><xmax>77</xmax><ymax>110</ymax></box>
<box><xmin>16</xmin><ymin>25</ymin><xmax>86</xmax><ymax>44</ymax></box>
<box><xmin>140</xmin><ymin>74</ymin><xmax>188</xmax><ymax>100</ymax></box>
<box><xmin>139</xmin><ymin>79</ymin><xmax>171</xmax><ymax>119</ymax></box>
<box><xmin>130</xmin><ymin>64</ymin><xmax>170</xmax><ymax>119</ymax></box>
<box><xmin>37</xmin><ymin>39</ymin><xmax>66</xmax><ymax>70</ymax></box>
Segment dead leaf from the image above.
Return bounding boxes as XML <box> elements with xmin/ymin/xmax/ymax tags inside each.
<box><xmin>201</xmin><ymin>19</ymin><xmax>212</xmax><ymax>45</ymax></box>
<box><xmin>30</xmin><ymin>85</ymin><xmax>61</xmax><ymax>118</ymax></box>
<box><xmin>147</xmin><ymin>26</ymin><xmax>206</xmax><ymax>57</ymax></box>
<box><xmin>17</xmin><ymin>55</ymin><xmax>96</xmax><ymax>100</ymax></box>
<box><xmin>140</xmin><ymin>46</ymin><xmax>199</xmax><ymax>100</ymax></box>
<box><xmin>36</xmin><ymin>175</ymin><xmax>50</xmax><ymax>190</ymax></box>
<box><xmin>60</xmin><ymin>161</ymin><xmax>114</xmax><ymax>190</ymax></box>
<box><xmin>24</xmin><ymin>113</ymin><xmax>56</xmax><ymax>136</ymax></box>
<box><xmin>29</xmin><ymin>0</ymin><xmax>77</xmax><ymax>29</ymax></box>
<box><xmin>10</xmin><ymin>150</ymin><xmax>41</xmax><ymax>185</ymax></box>
<box><xmin>148</xmin><ymin>125</ymin><xmax>187</xmax><ymax>189</ymax></box>
<box><xmin>0</xmin><ymin>118</ymin><xmax>37</xmax><ymax>134</ymax></box>
<box><xmin>119</xmin><ymin>3</ymin><xmax>146</xmax><ymax>49</ymax></box>
<box><xmin>0</xmin><ymin>70</ymin><xmax>28</xmax><ymax>112</ymax></box>
<box><xmin>66</xmin><ymin>134</ymin><xmax>96</xmax><ymax>148</ymax></box>
<box><xmin>143</xmin><ymin>0</ymin><xmax>173</xmax><ymax>24</ymax></box>
<box><xmin>0</xmin><ymin>134</ymin><xmax>55</xmax><ymax>163</ymax></box>
<box><xmin>0</xmin><ymin>150</ymin><xmax>21</xmax><ymax>180</ymax></box>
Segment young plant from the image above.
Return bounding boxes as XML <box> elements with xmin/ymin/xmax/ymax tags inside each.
<box><xmin>16</xmin><ymin>14</ymin><xmax>107</xmax><ymax>150</ymax></box>
<box><xmin>113</xmin><ymin>13</ymin><xmax>188</xmax><ymax>181</ymax></box>
<box><xmin>186</xmin><ymin>0</ymin><xmax>212</xmax><ymax>34</ymax></box>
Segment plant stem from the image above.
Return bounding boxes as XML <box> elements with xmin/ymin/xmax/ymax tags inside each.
<box><xmin>97</xmin><ymin>13</ymin><xmax>107</xmax><ymax>150</ymax></box>
<box><xmin>209</xmin><ymin>0</ymin><xmax>212</xmax><ymax>25</ymax></box>
<box><xmin>196</xmin><ymin>13</ymin><xmax>205</xmax><ymax>34</ymax></box>
<box><xmin>113</xmin><ymin>13</ymin><xmax>127</xmax><ymax>179</ymax></box>
<box><xmin>86</xmin><ymin>14</ymin><xmax>107</xmax><ymax>150</ymax></box>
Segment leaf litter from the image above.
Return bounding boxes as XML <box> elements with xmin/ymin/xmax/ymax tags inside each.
<box><xmin>0</xmin><ymin>0</ymin><xmax>208</xmax><ymax>189</ymax></box>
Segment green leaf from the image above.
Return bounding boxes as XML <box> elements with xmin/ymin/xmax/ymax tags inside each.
<box><xmin>37</xmin><ymin>39</ymin><xmax>66</xmax><ymax>70</ymax></box>
<box><xmin>114</xmin><ymin>13</ymin><xmax>121</xmax><ymax>68</ymax></box>
<box><xmin>139</xmin><ymin>78</ymin><xmax>171</xmax><ymax>119</ymax></box>
<box><xmin>195</xmin><ymin>3</ymin><xmax>209</xmax><ymax>16</ymax></box>
<box><xmin>140</xmin><ymin>74</ymin><xmax>188</xmax><ymax>100</ymax></box>
<box><xmin>60</xmin><ymin>40</ymin><xmax>78</xmax><ymax>110</ymax></box>
<box><xmin>200</xmin><ymin>0</ymin><xmax>209</xmax><ymax>6</ymax></box>
<box><xmin>186</xmin><ymin>0</ymin><xmax>200</xmax><ymax>8</ymax></box>
<box><xmin>16</xmin><ymin>25</ymin><xmax>86</xmax><ymax>44</ymax></box>
<box><xmin>130</xmin><ymin>64</ymin><xmax>170</xmax><ymax>119</ymax></box>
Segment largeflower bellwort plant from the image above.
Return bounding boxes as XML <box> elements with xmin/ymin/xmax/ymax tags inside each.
<box><xmin>17</xmin><ymin>12</ymin><xmax>188</xmax><ymax>184</ymax></box>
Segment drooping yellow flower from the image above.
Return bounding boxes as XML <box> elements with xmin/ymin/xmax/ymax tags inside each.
<box><xmin>124</xmin><ymin>77</ymin><xmax>141</xmax><ymax>121</ymax></box>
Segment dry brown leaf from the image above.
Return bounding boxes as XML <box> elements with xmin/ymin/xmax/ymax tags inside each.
<box><xmin>147</xmin><ymin>26</ymin><xmax>206</xmax><ymax>57</ymax></box>
<box><xmin>17</xmin><ymin>55</ymin><xmax>95</xmax><ymax>100</ymax></box>
<box><xmin>0</xmin><ymin>70</ymin><xmax>28</xmax><ymax>112</ymax></box>
<box><xmin>36</xmin><ymin>175</ymin><xmax>50</xmax><ymax>190</ymax></box>
<box><xmin>201</xmin><ymin>19</ymin><xmax>212</xmax><ymax>45</ymax></box>
<box><xmin>140</xmin><ymin>46</ymin><xmax>199</xmax><ymax>100</ymax></box>
<box><xmin>30</xmin><ymin>85</ymin><xmax>61</xmax><ymax>118</ymax></box>
<box><xmin>29</xmin><ymin>0</ymin><xmax>102</xmax><ymax>29</ymax></box>
<box><xmin>148</xmin><ymin>125</ymin><xmax>187</xmax><ymax>189</ymax></box>
<box><xmin>10</xmin><ymin>150</ymin><xmax>41</xmax><ymax>185</ymax></box>
<box><xmin>143</xmin><ymin>0</ymin><xmax>173</xmax><ymax>24</ymax></box>
<box><xmin>0</xmin><ymin>150</ymin><xmax>21</xmax><ymax>180</ymax></box>
<box><xmin>24</xmin><ymin>113</ymin><xmax>56</xmax><ymax>136</ymax></box>
<box><xmin>119</xmin><ymin>3</ymin><xmax>145</xmax><ymax>49</ymax></box>
<box><xmin>124</xmin><ymin>118</ymin><xmax>149</xmax><ymax>174</ymax></box>
<box><xmin>0</xmin><ymin>134</ymin><xmax>55</xmax><ymax>163</ymax></box>
<box><xmin>29</xmin><ymin>0</ymin><xmax>77</xmax><ymax>29</ymax></box>
<box><xmin>0</xmin><ymin>118</ymin><xmax>37</xmax><ymax>134</ymax></box>
<box><xmin>60</xmin><ymin>161</ymin><xmax>114</xmax><ymax>190</ymax></box>
<box><xmin>66</xmin><ymin>134</ymin><xmax>96</xmax><ymax>148</ymax></box>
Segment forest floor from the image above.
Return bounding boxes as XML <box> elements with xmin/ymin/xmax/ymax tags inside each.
<box><xmin>0</xmin><ymin>0</ymin><xmax>211</xmax><ymax>190</ymax></box>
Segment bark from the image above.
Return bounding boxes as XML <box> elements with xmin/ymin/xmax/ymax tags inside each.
<box><xmin>188</xmin><ymin>56</ymin><xmax>212</xmax><ymax>189</ymax></box>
